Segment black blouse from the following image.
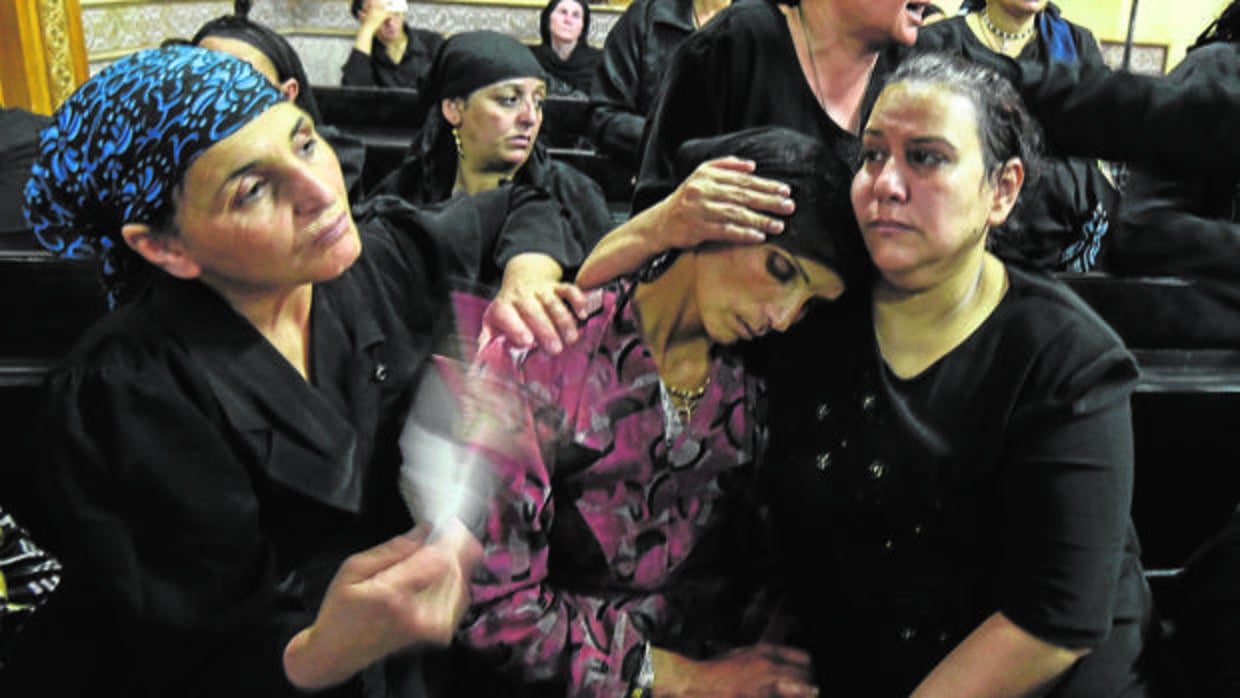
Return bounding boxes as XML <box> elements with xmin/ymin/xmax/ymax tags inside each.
<box><xmin>632</xmin><ymin>0</ymin><xmax>904</xmax><ymax>214</ymax></box>
<box><xmin>758</xmin><ymin>266</ymin><xmax>1151</xmax><ymax>696</ymax></box>
<box><xmin>341</xmin><ymin>25</ymin><xmax>444</xmax><ymax>92</ymax></box>
<box><xmin>10</xmin><ymin>216</ymin><xmax>449</xmax><ymax>696</ymax></box>
<box><xmin>588</xmin><ymin>0</ymin><xmax>698</xmax><ymax>166</ymax></box>
<box><xmin>354</xmin><ymin>187</ymin><xmax>583</xmax><ymax>290</ymax></box>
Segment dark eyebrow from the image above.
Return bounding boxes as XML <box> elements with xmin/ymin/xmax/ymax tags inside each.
<box><xmin>221</xmin><ymin>116</ymin><xmax>307</xmax><ymax>185</ymax></box>
<box><xmin>908</xmin><ymin>135</ymin><xmax>956</xmax><ymax>152</ymax></box>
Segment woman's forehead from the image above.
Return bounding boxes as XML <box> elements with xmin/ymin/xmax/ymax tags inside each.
<box><xmin>183</xmin><ymin>103</ymin><xmax>303</xmax><ymax>187</ymax></box>
<box><xmin>472</xmin><ymin>77</ymin><xmax>546</xmax><ymax>95</ymax></box>
<box><xmin>870</xmin><ymin>82</ymin><xmax>980</xmax><ymax>135</ymax></box>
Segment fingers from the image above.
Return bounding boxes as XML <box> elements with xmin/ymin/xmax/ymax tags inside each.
<box><xmin>555</xmin><ymin>283</ymin><xmax>591</xmax><ymax>320</ymax></box>
<box><xmin>481</xmin><ymin>299</ymin><xmax>534</xmax><ymax>349</ymax></box>
<box><xmin>700</xmin><ymin>177</ymin><xmax>794</xmax><ymax>223</ymax></box>
<box><xmin>771</xmin><ymin>679</ymin><xmax>820</xmax><ymax>698</ymax></box>
<box><xmin>757</xmin><ymin>643</ymin><xmax>813</xmax><ymax>668</ymax></box>
<box><xmin>481</xmin><ymin>282</ymin><xmax>587</xmax><ymax>355</ymax></box>
<box><xmin>339</xmin><ymin>530</ymin><xmax>427</xmax><ymax>581</ymax></box>
<box><xmin>511</xmin><ymin>284</ymin><xmax>584</xmax><ymax>355</ymax></box>
<box><xmin>666</xmin><ymin>161</ymin><xmax>797</xmax><ymax>248</ymax></box>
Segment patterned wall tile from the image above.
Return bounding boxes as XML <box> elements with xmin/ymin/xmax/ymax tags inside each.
<box><xmin>84</xmin><ymin>0</ymin><xmax>619</xmax><ymax>78</ymax></box>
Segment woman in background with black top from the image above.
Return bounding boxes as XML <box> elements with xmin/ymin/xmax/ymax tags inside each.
<box><xmin>342</xmin><ymin>0</ymin><xmax>444</xmax><ymax>92</ymax></box>
<box><xmin>371</xmin><ymin>31</ymin><xmax>611</xmax><ymax>347</ymax></box>
<box><xmin>532</xmin><ymin>0</ymin><xmax>602</xmax><ymax>97</ymax></box>
<box><xmin>588</xmin><ymin>0</ymin><xmax>730</xmax><ymax>167</ymax></box>
<box><xmin>916</xmin><ymin>0</ymin><xmax>1119</xmax><ymax>272</ymax></box>
<box><xmin>188</xmin><ymin>2</ymin><xmax>368</xmax><ymax>201</ymax></box>
<box><xmin>576</xmin><ymin>0</ymin><xmax>927</xmax><ymax>291</ymax></box>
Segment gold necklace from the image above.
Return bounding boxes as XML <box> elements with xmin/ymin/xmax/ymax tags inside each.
<box><xmin>663</xmin><ymin>376</ymin><xmax>710</xmax><ymax>423</ymax></box>
<box><xmin>796</xmin><ymin>4</ymin><xmax>827</xmax><ymax>114</ymax></box>
<box><xmin>979</xmin><ymin>7</ymin><xmax>1035</xmax><ymax>53</ymax></box>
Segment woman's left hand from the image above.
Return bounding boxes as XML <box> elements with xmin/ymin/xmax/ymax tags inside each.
<box><xmin>480</xmin><ymin>253</ymin><xmax>590</xmax><ymax>355</ymax></box>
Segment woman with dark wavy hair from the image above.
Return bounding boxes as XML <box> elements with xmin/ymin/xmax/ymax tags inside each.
<box><xmin>760</xmin><ymin>51</ymin><xmax>1154</xmax><ymax>697</ymax></box>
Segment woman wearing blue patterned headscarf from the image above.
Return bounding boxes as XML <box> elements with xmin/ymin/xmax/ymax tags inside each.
<box><xmin>9</xmin><ymin>44</ymin><xmax>482</xmax><ymax>697</ymax></box>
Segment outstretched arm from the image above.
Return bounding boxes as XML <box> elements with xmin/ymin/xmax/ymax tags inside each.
<box><xmin>576</xmin><ymin>156</ymin><xmax>793</xmax><ymax>289</ymax></box>
<box><xmin>478</xmin><ymin>252</ymin><xmax>589</xmax><ymax>354</ymax></box>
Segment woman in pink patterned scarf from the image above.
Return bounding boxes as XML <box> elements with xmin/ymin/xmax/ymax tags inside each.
<box><xmin>450</xmin><ymin>126</ymin><xmax>870</xmax><ymax>697</ymax></box>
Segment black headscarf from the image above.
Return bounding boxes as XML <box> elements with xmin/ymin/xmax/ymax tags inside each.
<box><xmin>539</xmin><ymin>0</ymin><xmax>591</xmax><ymax>45</ymax></box>
<box><xmin>533</xmin><ymin>0</ymin><xmax>600</xmax><ymax>94</ymax></box>
<box><xmin>380</xmin><ymin>31</ymin><xmax>547</xmax><ymax>204</ymax></box>
<box><xmin>429</xmin><ymin>30</ymin><xmax>547</xmax><ymax>102</ymax></box>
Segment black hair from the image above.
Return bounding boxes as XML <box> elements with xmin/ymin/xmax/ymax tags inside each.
<box><xmin>1191</xmin><ymin>0</ymin><xmax>1240</xmax><ymax>51</ymax></box>
<box><xmin>881</xmin><ymin>51</ymin><xmax>1044</xmax><ymax>252</ymax></box>
<box><xmin>539</xmin><ymin>0</ymin><xmax>591</xmax><ymax>46</ymax></box>
<box><xmin>189</xmin><ymin>7</ymin><xmax>324</xmax><ymax>122</ymax></box>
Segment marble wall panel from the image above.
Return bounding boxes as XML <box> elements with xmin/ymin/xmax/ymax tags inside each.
<box><xmin>83</xmin><ymin>0</ymin><xmax>619</xmax><ymax>78</ymax></box>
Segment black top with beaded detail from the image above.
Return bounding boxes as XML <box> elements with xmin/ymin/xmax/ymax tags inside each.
<box><xmin>754</xmin><ymin>265</ymin><xmax>1153</xmax><ymax>697</ymax></box>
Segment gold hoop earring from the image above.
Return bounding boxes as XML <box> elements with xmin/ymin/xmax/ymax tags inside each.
<box><xmin>452</xmin><ymin>127</ymin><xmax>464</xmax><ymax>159</ymax></box>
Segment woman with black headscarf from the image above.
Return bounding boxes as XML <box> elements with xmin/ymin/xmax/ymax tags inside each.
<box><xmin>449</xmin><ymin>125</ymin><xmax>860</xmax><ymax>698</ymax></box>
<box><xmin>370</xmin><ymin>31</ymin><xmax>612</xmax><ymax>257</ymax></box>
<box><xmin>531</xmin><ymin>0</ymin><xmax>603</xmax><ymax>97</ymax></box>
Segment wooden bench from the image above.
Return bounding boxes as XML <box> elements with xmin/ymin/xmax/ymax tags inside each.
<box><xmin>3</xmin><ymin>236</ymin><xmax>1237</xmax><ymax>574</ymax></box>
<box><xmin>1056</xmin><ymin>273</ymin><xmax>1240</xmax><ymax>578</ymax></box>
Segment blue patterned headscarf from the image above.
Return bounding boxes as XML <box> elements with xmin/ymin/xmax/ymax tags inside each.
<box><xmin>24</xmin><ymin>45</ymin><xmax>282</xmax><ymax>302</ymax></box>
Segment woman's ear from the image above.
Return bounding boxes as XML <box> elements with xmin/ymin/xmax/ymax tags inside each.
<box><xmin>121</xmin><ymin>223</ymin><xmax>202</xmax><ymax>280</ymax></box>
<box><xmin>986</xmin><ymin>158</ymin><xmax>1025</xmax><ymax>228</ymax></box>
<box><xmin>279</xmin><ymin>77</ymin><xmax>300</xmax><ymax>103</ymax></box>
<box><xmin>441</xmin><ymin>98</ymin><xmax>464</xmax><ymax>127</ymax></box>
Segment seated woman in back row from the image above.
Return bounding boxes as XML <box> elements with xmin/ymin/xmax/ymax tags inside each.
<box><xmin>372</xmin><ymin>30</ymin><xmax>612</xmax><ymax>259</ymax></box>
<box><xmin>449</xmin><ymin>126</ymin><xmax>867</xmax><ymax>697</ymax></box>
